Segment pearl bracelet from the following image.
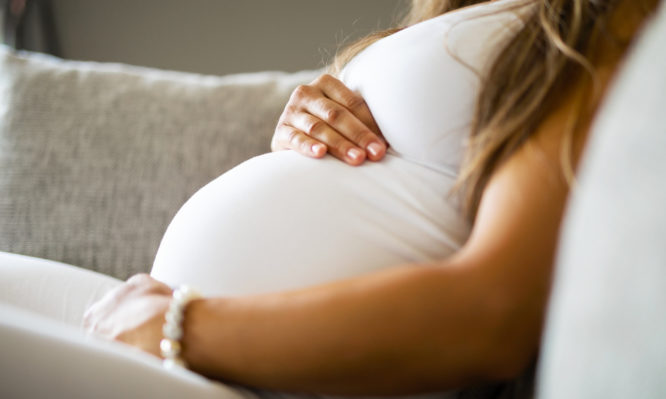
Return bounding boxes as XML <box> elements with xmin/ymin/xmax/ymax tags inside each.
<box><xmin>160</xmin><ymin>285</ymin><xmax>201</xmax><ymax>369</ymax></box>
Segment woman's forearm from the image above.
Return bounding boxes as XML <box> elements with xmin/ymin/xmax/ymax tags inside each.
<box><xmin>181</xmin><ymin>257</ymin><xmax>542</xmax><ymax>395</ymax></box>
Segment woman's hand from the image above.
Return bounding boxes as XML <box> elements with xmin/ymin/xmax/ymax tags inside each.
<box><xmin>272</xmin><ymin>73</ymin><xmax>387</xmax><ymax>166</ymax></box>
<box><xmin>82</xmin><ymin>274</ymin><xmax>172</xmax><ymax>357</ymax></box>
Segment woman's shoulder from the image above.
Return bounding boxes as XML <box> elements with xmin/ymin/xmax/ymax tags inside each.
<box><xmin>462</xmin><ymin>0</ymin><xmax>651</xmax><ymax>269</ymax></box>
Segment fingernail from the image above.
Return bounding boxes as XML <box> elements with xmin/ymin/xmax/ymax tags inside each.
<box><xmin>367</xmin><ymin>142</ymin><xmax>384</xmax><ymax>158</ymax></box>
<box><xmin>347</xmin><ymin>148</ymin><xmax>363</xmax><ymax>161</ymax></box>
<box><xmin>312</xmin><ymin>143</ymin><xmax>325</xmax><ymax>156</ymax></box>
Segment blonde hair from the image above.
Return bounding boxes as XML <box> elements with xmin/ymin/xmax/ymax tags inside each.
<box><xmin>329</xmin><ymin>0</ymin><xmax>487</xmax><ymax>74</ymax></box>
<box><xmin>330</xmin><ymin>0</ymin><xmax>656</xmax><ymax>221</ymax></box>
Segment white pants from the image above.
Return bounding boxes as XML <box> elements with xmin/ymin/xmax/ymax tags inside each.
<box><xmin>0</xmin><ymin>251</ymin><xmax>488</xmax><ymax>399</ymax></box>
<box><xmin>0</xmin><ymin>251</ymin><xmax>262</xmax><ymax>399</ymax></box>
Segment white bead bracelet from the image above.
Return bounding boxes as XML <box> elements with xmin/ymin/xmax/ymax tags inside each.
<box><xmin>160</xmin><ymin>285</ymin><xmax>201</xmax><ymax>369</ymax></box>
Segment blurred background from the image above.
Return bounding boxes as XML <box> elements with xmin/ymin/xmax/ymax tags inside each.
<box><xmin>1</xmin><ymin>0</ymin><xmax>405</xmax><ymax>75</ymax></box>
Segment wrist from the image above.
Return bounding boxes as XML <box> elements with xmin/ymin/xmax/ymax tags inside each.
<box><xmin>181</xmin><ymin>297</ymin><xmax>239</xmax><ymax>378</ymax></box>
<box><xmin>160</xmin><ymin>285</ymin><xmax>202</xmax><ymax>369</ymax></box>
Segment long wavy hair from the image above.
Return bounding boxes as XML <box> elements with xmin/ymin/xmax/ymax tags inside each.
<box><xmin>330</xmin><ymin>0</ymin><xmax>657</xmax><ymax>221</ymax></box>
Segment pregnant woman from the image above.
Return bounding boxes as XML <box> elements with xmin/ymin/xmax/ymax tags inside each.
<box><xmin>0</xmin><ymin>0</ymin><xmax>660</xmax><ymax>397</ymax></box>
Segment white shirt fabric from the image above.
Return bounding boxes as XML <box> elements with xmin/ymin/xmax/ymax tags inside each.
<box><xmin>151</xmin><ymin>0</ymin><xmax>535</xmax><ymax>297</ymax></box>
<box><xmin>0</xmin><ymin>1</ymin><xmax>536</xmax><ymax>398</ymax></box>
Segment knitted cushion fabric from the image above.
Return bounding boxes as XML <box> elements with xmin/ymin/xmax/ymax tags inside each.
<box><xmin>0</xmin><ymin>46</ymin><xmax>316</xmax><ymax>279</ymax></box>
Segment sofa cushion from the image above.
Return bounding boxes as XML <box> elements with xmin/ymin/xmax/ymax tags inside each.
<box><xmin>537</xmin><ymin>3</ymin><xmax>666</xmax><ymax>398</ymax></box>
<box><xmin>0</xmin><ymin>46</ymin><xmax>317</xmax><ymax>279</ymax></box>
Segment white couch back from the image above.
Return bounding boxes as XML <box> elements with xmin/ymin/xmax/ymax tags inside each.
<box><xmin>537</xmin><ymin>2</ymin><xmax>666</xmax><ymax>397</ymax></box>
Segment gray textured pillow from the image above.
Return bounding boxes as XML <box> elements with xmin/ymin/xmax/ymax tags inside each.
<box><xmin>0</xmin><ymin>46</ymin><xmax>317</xmax><ymax>279</ymax></box>
<box><xmin>537</xmin><ymin>3</ymin><xmax>666</xmax><ymax>398</ymax></box>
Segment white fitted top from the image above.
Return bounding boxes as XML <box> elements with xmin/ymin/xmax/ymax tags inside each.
<box><xmin>151</xmin><ymin>0</ymin><xmax>535</xmax><ymax>297</ymax></box>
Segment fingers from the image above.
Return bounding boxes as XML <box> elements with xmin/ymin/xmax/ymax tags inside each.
<box><xmin>83</xmin><ymin>274</ymin><xmax>171</xmax><ymax>333</ymax></box>
<box><xmin>313</xmin><ymin>74</ymin><xmax>385</xmax><ymax>151</ymax></box>
<box><xmin>307</xmin><ymin>76</ymin><xmax>388</xmax><ymax>161</ymax></box>
<box><xmin>303</xmin><ymin>95</ymin><xmax>385</xmax><ymax>160</ymax></box>
<box><xmin>126</xmin><ymin>273</ymin><xmax>173</xmax><ymax>295</ymax></box>
<box><xmin>274</xmin><ymin>123</ymin><xmax>328</xmax><ymax>159</ymax></box>
<box><xmin>272</xmin><ymin>74</ymin><xmax>387</xmax><ymax>165</ymax></box>
<box><xmin>286</xmin><ymin>111</ymin><xmax>368</xmax><ymax>164</ymax></box>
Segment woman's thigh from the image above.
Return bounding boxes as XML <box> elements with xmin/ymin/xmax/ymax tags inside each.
<box><xmin>0</xmin><ymin>303</ymin><xmax>258</xmax><ymax>399</ymax></box>
<box><xmin>0</xmin><ymin>251</ymin><xmax>122</xmax><ymax>326</ymax></box>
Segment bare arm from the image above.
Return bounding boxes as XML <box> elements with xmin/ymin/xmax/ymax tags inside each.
<box><xmin>179</xmin><ymin>81</ymin><xmax>599</xmax><ymax>394</ymax></box>
<box><xmin>85</xmin><ymin>68</ymin><xmax>611</xmax><ymax>395</ymax></box>
<box><xmin>85</xmin><ymin>9</ymin><xmax>639</xmax><ymax>393</ymax></box>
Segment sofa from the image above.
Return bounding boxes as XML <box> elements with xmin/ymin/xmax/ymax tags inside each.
<box><xmin>0</xmin><ymin>1</ymin><xmax>665</xmax><ymax>396</ymax></box>
<box><xmin>0</xmin><ymin>48</ymin><xmax>318</xmax><ymax>279</ymax></box>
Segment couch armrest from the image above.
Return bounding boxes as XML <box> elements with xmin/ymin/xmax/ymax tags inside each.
<box><xmin>0</xmin><ymin>45</ymin><xmax>319</xmax><ymax>278</ymax></box>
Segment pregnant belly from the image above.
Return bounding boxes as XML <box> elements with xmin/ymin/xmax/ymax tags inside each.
<box><xmin>151</xmin><ymin>151</ymin><xmax>470</xmax><ymax>296</ymax></box>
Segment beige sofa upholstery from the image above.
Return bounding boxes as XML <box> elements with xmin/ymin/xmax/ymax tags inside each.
<box><xmin>0</xmin><ymin>47</ymin><xmax>317</xmax><ymax>279</ymax></box>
